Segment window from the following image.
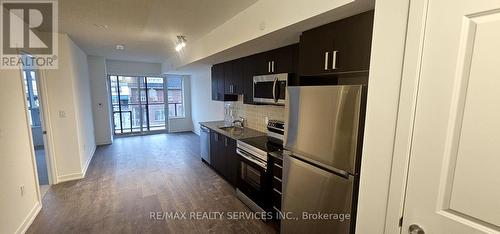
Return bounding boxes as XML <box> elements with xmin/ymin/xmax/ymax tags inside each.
<box><xmin>109</xmin><ymin>75</ymin><xmax>167</xmax><ymax>134</ymax></box>
<box><xmin>23</xmin><ymin>70</ymin><xmax>41</xmax><ymax>126</ymax></box>
<box><xmin>167</xmin><ymin>76</ymin><xmax>185</xmax><ymax>118</ymax></box>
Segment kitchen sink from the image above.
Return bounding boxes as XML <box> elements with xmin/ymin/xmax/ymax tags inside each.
<box><xmin>219</xmin><ymin>126</ymin><xmax>244</xmax><ymax>134</ymax></box>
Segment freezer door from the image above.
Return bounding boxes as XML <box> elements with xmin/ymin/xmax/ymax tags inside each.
<box><xmin>281</xmin><ymin>154</ymin><xmax>354</xmax><ymax>234</ymax></box>
<box><xmin>284</xmin><ymin>85</ymin><xmax>363</xmax><ymax>174</ymax></box>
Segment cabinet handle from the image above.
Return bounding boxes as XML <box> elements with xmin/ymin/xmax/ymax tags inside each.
<box><xmin>324</xmin><ymin>52</ymin><xmax>329</xmax><ymax>70</ymax></box>
<box><xmin>268</xmin><ymin>61</ymin><xmax>271</xmax><ymax>73</ymax></box>
<box><xmin>271</xmin><ymin>61</ymin><xmax>275</xmax><ymax>73</ymax></box>
<box><xmin>230</xmin><ymin>85</ymin><xmax>233</xmax><ymax>93</ymax></box>
<box><xmin>224</xmin><ymin>137</ymin><xmax>228</xmax><ymax>146</ymax></box>
<box><xmin>332</xmin><ymin>51</ymin><xmax>338</xmax><ymax>70</ymax></box>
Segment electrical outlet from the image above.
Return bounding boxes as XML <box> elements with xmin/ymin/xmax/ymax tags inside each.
<box><xmin>259</xmin><ymin>21</ymin><xmax>266</xmax><ymax>31</ymax></box>
<box><xmin>20</xmin><ymin>185</ymin><xmax>25</xmax><ymax>196</ymax></box>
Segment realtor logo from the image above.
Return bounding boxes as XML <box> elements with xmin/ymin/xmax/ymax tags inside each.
<box><xmin>1</xmin><ymin>1</ymin><xmax>58</xmax><ymax>69</ymax></box>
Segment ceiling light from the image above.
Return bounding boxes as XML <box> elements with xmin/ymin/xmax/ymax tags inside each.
<box><xmin>116</xmin><ymin>44</ymin><xmax>125</xmax><ymax>50</ymax></box>
<box><xmin>175</xmin><ymin>44</ymin><xmax>182</xmax><ymax>52</ymax></box>
<box><xmin>176</xmin><ymin>35</ymin><xmax>187</xmax><ymax>52</ymax></box>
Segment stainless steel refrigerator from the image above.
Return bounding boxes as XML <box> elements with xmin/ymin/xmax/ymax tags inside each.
<box><xmin>282</xmin><ymin>85</ymin><xmax>365</xmax><ymax>234</ymax></box>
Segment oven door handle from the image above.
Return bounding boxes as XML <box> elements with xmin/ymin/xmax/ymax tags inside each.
<box><xmin>236</xmin><ymin>148</ymin><xmax>267</xmax><ymax>170</ymax></box>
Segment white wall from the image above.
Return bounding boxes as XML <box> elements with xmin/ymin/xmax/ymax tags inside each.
<box><xmin>43</xmin><ymin>34</ymin><xmax>96</xmax><ymax>182</ymax></box>
<box><xmin>167</xmin><ymin>75</ymin><xmax>194</xmax><ymax>132</ymax></box>
<box><xmin>106</xmin><ymin>59</ymin><xmax>162</xmax><ymax>76</ymax></box>
<box><xmin>0</xmin><ymin>34</ymin><xmax>97</xmax><ymax>233</ymax></box>
<box><xmin>68</xmin><ymin>38</ymin><xmax>96</xmax><ymax>173</ymax></box>
<box><xmin>88</xmin><ymin>56</ymin><xmax>113</xmax><ymax>145</ymax></box>
<box><xmin>189</xmin><ymin>65</ymin><xmax>225</xmax><ymax>135</ymax></box>
<box><xmin>0</xmin><ymin>69</ymin><xmax>41</xmax><ymax>234</ymax></box>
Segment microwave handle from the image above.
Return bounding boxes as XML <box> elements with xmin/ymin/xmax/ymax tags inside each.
<box><xmin>272</xmin><ymin>77</ymin><xmax>278</xmax><ymax>103</ymax></box>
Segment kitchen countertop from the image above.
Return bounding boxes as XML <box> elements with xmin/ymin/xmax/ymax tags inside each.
<box><xmin>199</xmin><ymin>121</ymin><xmax>266</xmax><ymax>140</ymax></box>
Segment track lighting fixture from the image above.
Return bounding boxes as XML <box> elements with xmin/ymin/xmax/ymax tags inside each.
<box><xmin>175</xmin><ymin>35</ymin><xmax>187</xmax><ymax>52</ymax></box>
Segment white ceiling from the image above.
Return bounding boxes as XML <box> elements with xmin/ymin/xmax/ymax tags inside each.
<box><xmin>59</xmin><ymin>0</ymin><xmax>257</xmax><ymax>63</ymax></box>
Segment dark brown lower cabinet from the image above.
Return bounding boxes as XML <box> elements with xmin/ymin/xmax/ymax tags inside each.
<box><xmin>209</xmin><ymin>131</ymin><xmax>238</xmax><ymax>186</ymax></box>
<box><xmin>224</xmin><ymin>137</ymin><xmax>238</xmax><ymax>186</ymax></box>
<box><xmin>269</xmin><ymin>154</ymin><xmax>283</xmax><ymax>224</ymax></box>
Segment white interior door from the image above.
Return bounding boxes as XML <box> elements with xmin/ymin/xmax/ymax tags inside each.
<box><xmin>403</xmin><ymin>0</ymin><xmax>500</xmax><ymax>233</ymax></box>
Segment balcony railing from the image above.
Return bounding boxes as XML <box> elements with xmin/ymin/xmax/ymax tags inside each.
<box><xmin>168</xmin><ymin>102</ymin><xmax>183</xmax><ymax>117</ymax></box>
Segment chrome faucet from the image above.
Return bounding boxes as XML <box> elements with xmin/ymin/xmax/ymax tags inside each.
<box><xmin>233</xmin><ymin>116</ymin><xmax>245</xmax><ymax>128</ymax></box>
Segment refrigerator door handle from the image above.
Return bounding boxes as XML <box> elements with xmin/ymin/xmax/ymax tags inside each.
<box><xmin>284</xmin><ymin>151</ymin><xmax>350</xmax><ymax>179</ymax></box>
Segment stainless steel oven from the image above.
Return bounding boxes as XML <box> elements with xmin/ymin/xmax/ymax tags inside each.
<box><xmin>235</xmin><ymin>120</ymin><xmax>285</xmax><ymax>214</ymax></box>
<box><xmin>253</xmin><ymin>73</ymin><xmax>288</xmax><ymax>105</ymax></box>
<box><xmin>235</xmin><ymin>141</ymin><xmax>269</xmax><ymax>213</ymax></box>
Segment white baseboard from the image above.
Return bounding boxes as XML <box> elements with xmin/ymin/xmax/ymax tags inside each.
<box><xmin>169</xmin><ymin>128</ymin><xmax>194</xmax><ymax>133</ymax></box>
<box><xmin>82</xmin><ymin>145</ymin><xmax>96</xmax><ymax>177</ymax></box>
<box><xmin>57</xmin><ymin>172</ymin><xmax>83</xmax><ymax>183</ymax></box>
<box><xmin>56</xmin><ymin>145</ymin><xmax>96</xmax><ymax>183</ymax></box>
<box><xmin>57</xmin><ymin>146</ymin><xmax>97</xmax><ymax>183</ymax></box>
<box><xmin>192</xmin><ymin>129</ymin><xmax>200</xmax><ymax>136</ymax></box>
<box><xmin>15</xmin><ymin>201</ymin><xmax>41</xmax><ymax>234</ymax></box>
<box><xmin>96</xmin><ymin>140</ymin><xmax>112</xmax><ymax>146</ymax></box>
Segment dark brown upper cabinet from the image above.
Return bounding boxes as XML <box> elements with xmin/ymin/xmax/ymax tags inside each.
<box><xmin>242</xmin><ymin>56</ymin><xmax>256</xmax><ymax>104</ymax></box>
<box><xmin>224</xmin><ymin>59</ymin><xmax>243</xmax><ymax>95</ymax></box>
<box><xmin>211</xmin><ymin>63</ymin><xmax>237</xmax><ymax>101</ymax></box>
<box><xmin>254</xmin><ymin>44</ymin><xmax>298</xmax><ymax>75</ymax></box>
<box><xmin>211</xmin><ymin>44</ymin><xmax>297</xmax><ymax>103</ymax></box>
<box><xmin>298</xmin><ymin>10</ymin><xmax>374</xmax><ymax>76</ymax></box>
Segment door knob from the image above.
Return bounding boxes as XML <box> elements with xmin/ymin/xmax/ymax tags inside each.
<box><xmin>408</xmin><ymin>224</ymin><xmax>425</xmax><ymax>234</ymax></box>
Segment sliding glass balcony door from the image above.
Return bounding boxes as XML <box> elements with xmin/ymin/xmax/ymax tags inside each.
<box><xmin>109</xmin><ymin>75</ymin><xmax>167</xmax><ymax>135</ymax></box>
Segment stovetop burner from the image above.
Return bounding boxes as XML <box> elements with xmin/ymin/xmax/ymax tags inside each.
<box><xmin>239</xmin><ymin>136</ymin><xmax>283</xmax><ymax>153</ymax></box>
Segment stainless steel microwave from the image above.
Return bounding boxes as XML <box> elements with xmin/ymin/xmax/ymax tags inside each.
<box><xmin>253</xmin><ymin>73</ymin><xmax>288</xmax><ymax>105</ymax></box>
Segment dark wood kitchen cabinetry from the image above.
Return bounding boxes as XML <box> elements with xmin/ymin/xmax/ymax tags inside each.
<box><xmin>268</xmin><ymin>153</ymin><xmax>283</xmax><ymax>224</ymax></box>
<box><xmin>242</xmin><ymin>44</ymin><xmax>298</xmax><ymax>104</ymax></box>
<box><xmin>211</xmin><ymin>44</ymin><xmax>298</xmax><ymax>103</ymax></box>
<box><xmin>242</xmin><ymin>56</ymin><xmax>256</xmax><ymax>104</ymax></box>
<box><xmin>210</xmin><ymin>130</ymin><xmax>224</xmax><ymax>174</ymax></box>
<box><xmin>224</xmin><ymin>59</ymin><xmax>243</xmax><ymax>95</ymax></box>
<box><xmin>224</xmin><ymin>137</ymin><xmax>238</xmax><ymax>185</ymax></box>
<box><xmin>209</xmin><ymin>131</ymin><xmax>238</xmax><ymax>186</ymax></box>
<box><xmin>211</xmin><ymin>64</ymin><xmax>237</xmax><ymax>101</ymax></box>
<box><xmin>255</xmin><ymin>44</ymin><xmax>298</xmax><ymax>75</ymax></box>
<box><xmin>298</xmin><ymin>10</ymin><xmax>374</xmax><ymax>76</ymax></box>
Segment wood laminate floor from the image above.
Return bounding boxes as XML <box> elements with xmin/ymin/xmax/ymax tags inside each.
<box><xmin>27</xmin><ymin>132</ymin><xmax>276</xmax><ymax>234</ymax></box>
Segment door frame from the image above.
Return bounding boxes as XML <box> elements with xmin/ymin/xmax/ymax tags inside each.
<box><xmin>384</xmin><ymin>0</ymin><xmax>431</xmax><ymax>233</ymax></box>
<box><xmin>107</xmin><ymin>74</ymin><xmax>169</xmax><ymax>136</ymax></box>
<box><xmin>386</xmin><ymin>1</ymin><xmax>500</xmax><ymax>233</ymax></box>
<box><xmin>18</xmin><ymin>63</ymin><xmax>57</xmax><ymax>203</ymax></box>
<box><xmin>354</xmin><ymin>0</ymin><xmax>434</xmax><ymax>233</ymax></box>
<box><xmin>37</xmin><ymin>69</ymin><xmax>58</xmax><ymax>186</ymax></box>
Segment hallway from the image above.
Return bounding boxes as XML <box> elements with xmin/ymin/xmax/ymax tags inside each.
<box><xmin>27</xmin><ymin>133</ymin><xmax>275</xmax><ymax>233</ymax></box>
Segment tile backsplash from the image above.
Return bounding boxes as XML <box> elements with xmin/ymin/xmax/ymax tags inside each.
<box><xmin>225</xmin><ymin>97</ymin><xmax>284</xmax><ymax>132</ymax></box>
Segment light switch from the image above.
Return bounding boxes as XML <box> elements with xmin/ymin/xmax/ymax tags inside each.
<box><xmin>58</xmin><ymin>110</ymin><xmax>66</xmax><ymax>118</ymax></box>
